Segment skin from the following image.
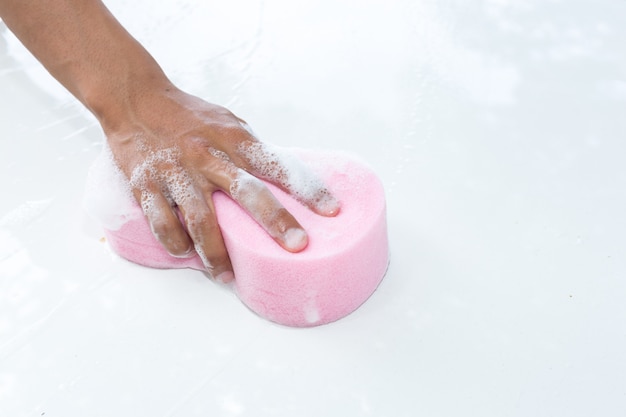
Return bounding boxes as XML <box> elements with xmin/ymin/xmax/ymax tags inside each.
<box><xmin>0</xmin><ymin>0</ymin><xmax>339</xmax><ymax>282</ymax></box>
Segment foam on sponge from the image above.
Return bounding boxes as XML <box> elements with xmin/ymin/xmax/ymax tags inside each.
<box><xmin>86</xmin><ymin>148</ymin><xmax>389</xmax><ymax>327</ymax></box>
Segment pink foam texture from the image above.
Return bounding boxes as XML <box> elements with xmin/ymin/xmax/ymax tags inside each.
<box><xmin>103</xmin><ymin>149</ymin><xmax>389</xmax><ymax>327</ymax></box>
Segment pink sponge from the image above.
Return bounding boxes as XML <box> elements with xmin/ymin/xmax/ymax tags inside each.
<box><xmin>103</xmin><ymin>149</ymin><xmax>389</xmax><ymax>327</ymax></box>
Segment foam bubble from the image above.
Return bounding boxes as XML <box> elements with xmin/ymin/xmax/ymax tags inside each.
<box><xmin>208</xmin><ymin>147</ymin><xmax>230</xmax><ymax>163</ymax></box>
<box><xmin>83</xmin><ymin>144</ymin><xmax>139</xmax><ymax>230</ymax></box>
<box><xmin>129</xmin><ymin>147</ymin><xmax>196</xmax><ymax>209</ymax></box>
<box><xmin>239</xmin><ymin>143</ymin><xmax>339</xmax><ymax>213</ymax></box>
<box><xmin>229</xmin><ymin>170</ymin><xmax>264</xmax><ymax>211</ymax></box>
<box><xmin>229</xmin><ymin>170</ymin><xmax>284</xmax><ymax>239</ymax></box>
<box><xmin>84</xmin><ymin>144</ymin><xmax>199</xmax><ymax>232</ymax></box>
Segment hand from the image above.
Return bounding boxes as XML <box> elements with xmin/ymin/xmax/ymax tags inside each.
<box><xmin>104</xmin><ymin>86</ymin><xmax>340</xmax><ymax>282</ymax></box>
<box><xmin>0</xmin><ymin>0</ymin><xmax>340</xmax><ymax>282</ymax></box>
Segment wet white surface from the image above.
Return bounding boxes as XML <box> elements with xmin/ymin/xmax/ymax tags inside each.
<box><xmin>1</xmin><ymin>0</ymin><xmax>626</xmax><ymax>415</ymax></box>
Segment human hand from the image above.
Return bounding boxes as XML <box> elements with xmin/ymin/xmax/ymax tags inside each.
<box><xmin>104</xmin><ymin>86</ymin><xmax>340</xmax><ymax>283</ymax></box>
<box><xmin>0</xmin><ymin>0</ymin><xmax>340</xmax><ymax>282</ymax></box>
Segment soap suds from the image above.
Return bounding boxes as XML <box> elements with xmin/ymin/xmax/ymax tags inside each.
<box><xmin>129</xmin><ymin>147</ymin><xmax>195</xmax><ymax>210</ymax></box>
<box><xmin>229</xmin><ymin>169</ymin><xmax>283</xmax><ymax>237</ymax></box>
<box><xmin>229</xmin><ymin>170</ymin><xmax>265</xmax><ymax>211</ymax></box>
<box><xmin>239</xmin><ymin>143</ymin><xmax>339</xmax><ymax>214</ymax></box>
<box><xmin>84</xmin><ymin>144</ymin><xmax>198</xmax><ymax>233</ymax></box>
<box><xmin>83</xmin><ymin>144</ymin><xmax>139</xmax><ymax>230</ymax></box>
<box><xmin>207</xmin><ymin>146</ymin><xmax>230</xmax><ymax>163</ymax></box>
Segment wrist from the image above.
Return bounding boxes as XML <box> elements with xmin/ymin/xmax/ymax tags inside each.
<box><xmin>84</xmin><ymin>59</ymin><xmax>174</xmax><ymax>130</ymax></box>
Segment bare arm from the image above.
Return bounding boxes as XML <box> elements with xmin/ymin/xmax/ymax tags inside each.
<box><xmin>0</xmin><ymin>0</ymin><xmax>339</xmax><ymax>281</ymax></box>
<box><xmin>0</xmin><ymin>0</ymin><xmax>164</xmax><ymax>125</ymax></box>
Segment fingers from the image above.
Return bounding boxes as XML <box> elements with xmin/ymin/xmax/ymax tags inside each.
<box><xmin>138</xmin><ymin>190</ymin><xmax>194</xmax><ymax>258</ymax></box>
<box><xmin>200</xmin><ymin>147</ymin><xmax>309</xmax><ymax>252</ymax></box>
<box><xmin>133</xmin><ymin>179</ymin><xmax>234</xmax><ymax>282</ymax></box>
<box><xmin>125</xmin><ymin>123</ymin><xmax>327</xmax><ymax>278</ymax></box>
<box><xmin>128</xmin><ymin>147</ymin><xmax>232</xmax><ymax>281</ymax></box>
<box><xmin>109</xmin><ymin>99</ymin><xmax>334</xmax><ymax>281</ymax></box>
<box><xmin>237</xmin><ymin>141</ymin><xmax>341</xmax><ymax>217</ymax></box>
<box><xmin>229</xmin><ymin>170</ymin><xmax>309</xmax><ymax>252</ymax></box>
<box><xmin>178</xmin><ymin>194</ymin><xmax>234</xmax><ymax>283</ymax></box>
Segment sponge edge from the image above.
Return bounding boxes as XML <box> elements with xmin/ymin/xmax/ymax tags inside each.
<box><xmin>96</xmin><ymin>148</ymin><xmax>389</xmax><ymax>327</ymax></box>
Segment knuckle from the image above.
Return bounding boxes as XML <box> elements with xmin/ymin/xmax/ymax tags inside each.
<box><xmin>203</xmin><ymin>121</ymin><xmax>249</xmax><ymax>143</ymax></box>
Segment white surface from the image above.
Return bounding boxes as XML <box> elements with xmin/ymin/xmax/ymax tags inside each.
<box><xmin>1</xmin><ymin>0</ymin><xmax>625</xmax><ymax>416</ymax></box>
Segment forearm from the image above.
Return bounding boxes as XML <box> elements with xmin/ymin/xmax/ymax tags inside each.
<box><xmin>0</xmin><ymin>0</ymin><xmax>171</xmax><ymax>128</ymax></box>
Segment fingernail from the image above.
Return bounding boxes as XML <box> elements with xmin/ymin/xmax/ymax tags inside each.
<box><xmin>318</xmin><ymin>196</ymin><xmax>341</xmax><ymax>216</ymax></box>
<box><xmin>215</xmin><ymin>271</ymin><xmax>235</xmax><ymax>284</ymax></box>
<box><xmin>169</xmin><ymin>246</ymin><xmax>196</xmax><ymax>259</ymax></box>
<box><xmin>284</xmin><ymin>228</ymin><xmax>308</xmax><ymax>252</ymax></box>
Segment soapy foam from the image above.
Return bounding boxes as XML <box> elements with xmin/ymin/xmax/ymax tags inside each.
<box><xmin>207</xmin><ymin>147</ymin><xmax>231</xmax><ymax>164</ymax></box>
<box><xmin>228</xmin><ymin>170</ymin><xmax>283</xmax><ymax>237</ymax></box>
<box><xmin>229</xmin><ymin>169</ymin><xmax>306</xmax><ymax>248</ymax></box>
<box><xmin>239</xmin><ymin>143</ymin><xmax>338</xmax><ymax>213</ymax></box>
<box><xmin>83</xmin><ymin>144</ymin><xmax>139</xmax><ymax>230</ymax></box>
<box><xmin>129</xmin><ymin>147</ymin><xmax>196</xmax><ymax>211</ymax></box>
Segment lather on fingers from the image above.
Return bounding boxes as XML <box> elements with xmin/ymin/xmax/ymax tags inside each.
<box><xmin>236</xmin><ymin>141</ymin><xmax>341</xmax><ymax>217</ymax></box>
